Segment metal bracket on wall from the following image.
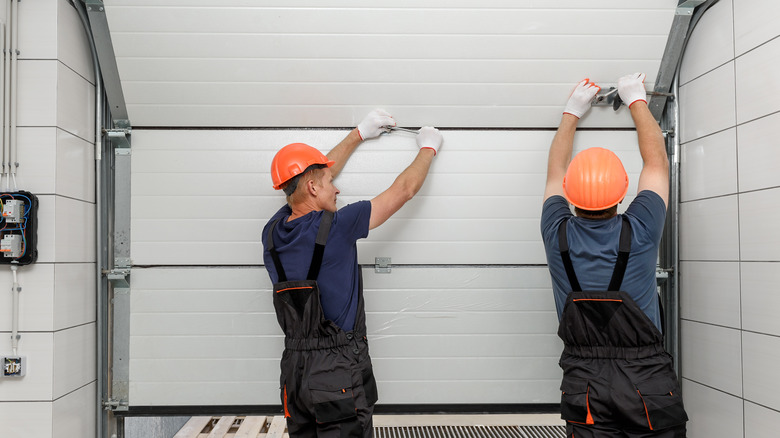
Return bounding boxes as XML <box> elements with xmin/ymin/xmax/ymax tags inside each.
<box><xmin>107</xmin><ymin>267</ymin><xmax>130</xmax><ymax>289</ymax></box>
<box><xmin>106</xmin><ymin>127</ymin><xmax>131</xmax><ymax>150</ymax></box>
<box><xmin>103</xmin><ymin>398</ymin><xmax>129</xmax><ymax>412</ymax></box>
<box><xmin>375</xmin><ymin>257</ymin><xmax>392</xmax><ymax>273</ymax></box>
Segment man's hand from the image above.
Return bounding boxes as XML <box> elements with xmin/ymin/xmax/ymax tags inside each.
<box><xmin>416</xmin><ymin>126</ymin><xmax>442</xmax><ymax>156</ymax></box>
<box><xmin>563</xmin><ymin>79</ymin><xmax>600</xmax><ymax>119</ymax></box>
<box><xmin>357</xmin><ymin>109</ymin><xmax>396</xmax><ymax>140</ymax></box>
<box><xmin>618</xmin><ymin>73</ymin><xmax>647</xmax><ymax>108</ymax></box>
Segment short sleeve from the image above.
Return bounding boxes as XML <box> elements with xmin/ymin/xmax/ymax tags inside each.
<box><xmin>334</xmin><ymin>200</ymin><xmax>372</xmax><ymax>241</ymax></box>
<box><xmin>541</xmin><ymin>195</ymin><xmax>573</xmax><ymax>245</ymax></box>
<box><xmin>624</xmin><ymin>191</ymin><xmax>667</xmax><ymax>244</ymax></box>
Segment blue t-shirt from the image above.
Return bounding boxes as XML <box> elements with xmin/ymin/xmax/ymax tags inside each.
<box><xmin>540</xmin><ymin>191</ymin><xmax>667</xmax><ymax>331</ymax></box>
<box><xmin>262</xmin><ymin>201</ymin><xmax>371</xmax><ymax>332</ymax></box>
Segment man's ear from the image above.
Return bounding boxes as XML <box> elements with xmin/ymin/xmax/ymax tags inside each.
<box><xmin>306</xmin><ymin>178</ymin><xmax>318</xmax><ymax>196</ymax></box>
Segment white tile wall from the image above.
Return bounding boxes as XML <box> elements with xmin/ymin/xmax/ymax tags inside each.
<box><xmin>17</xmin><ymin>127</ymin><xmax>95</xmax><ymax>200</ymax></box>
<box><xmin>56</xmin><ymin>0</ymin><xmax>95</xmax><ymax>84</ymax></box>
<box><xmin>680</xmin><ymin>0</ymin><xmax>780</xmax><ymax>434</ymax></box>
<box><xmin>733</xmin><ymin>0</ymin><xmax>780</xmax><ymax>56</ymax></box>
<box><xmin>0</xmin><ymin>332</ymin><xmax>55</xmax><ymax>401</ymax></box>
<box><xmin>679</xmin><ymin>62</ymin><xmax>736</xmax><ymax>143</ymax></box>
<box><xmin>53</xmin><ymin>263</ymin><xmax>96</xmax><ymax>331</ymax></box>
<box><xmin>738</xmin><ymin>187</ymin><xmax>780</xmax><ymax>261</ymax></box>
<box><xmin>56</xmin><ymin>62</ymin><xmax>96</xmax><ymax>142</ymax></box>
<box><xmin>53</xmin><ymin>382</ymin><xmax>97</xmax><ymax>438</ymax></box>
<box><xmin>36</xmin><ymin>195</ymin><xmax>96</xmax><ymax>264</ymax></box>
<box><xmin>19</xmin><ymin>0</ymin><xmax>94</xmax><ymax>81</ymax></box>
<box><xmin>56</xmin><ymin>129</ymin><xmax>96</xmax><ymax>203</ymax></box>
<box><xmin>679</xmin><ymin>0</ymin><xmax>734</xmax><ymax>85</ymax></box>
<box><xmin>680</xmin><ymin>320</ymin><xmax>742</xmax><ymax>397</ymax></box>
<box><xmin>735</xmin><ymin>36</ymin><xmax>780</xmax><ymax>124</ymax></box>
<box><xmin>744</xmin><ymin>401</ymin><xmax>780</xmax><ymax>438</ymax></box>
<box><xmin>35</xmin><ymin>195</ymin><xmax>56</xmax><ymax>263</ymax></box>
<box><xmin>17</xmin><ymin>127</ymin><xmax>58</xmax><ymax>194</ymax></box>
<box><xmin>742</xmin><ymin>331</ymin><xmax>780</xmax><ymax>411</ymax></box>
<box><xmin>680</xmin><ymin>261</ymin><xmax>740</xmax><ymax>328</ymax></box>
<box><xmin>741</xmin><ymin>262</ymin><xmax>780</xmax><ymax>336</ymax></box>
<box><xmin>11</xmin><ymin>0</ymin><xmax>96</xmax><ymax>435</ymax></box>
<box><xmin>682</xmin><ymin>379</ymin><xmax>744</xmax><ymax>438</ymax></box>
<box><xmin>680</xmin><ymin>128</ymin><xmax>737</xmax><ymax>202</ymax></box>
<box><xmin>53</xmin><ymin>323</ymin><xmax>96</xmax><ymax>399</ymax></box>
<box><xmin>18</xmin><ymin>0</ymin><xmax>58</xmax><ymax>60</ymax></box>
<box><xmin>737</xmin><ymin>112</ymin><xmax>780</xmax><ymax>192</ymax></box>
<box><xmin>53</xmin><ymin>196</ymin><xmax>96</xmax><ymax>263</ymax></box>
<box><xmin>679</xmin><ymin>195</ymin><xmax>740</xmax><ymax>261</ymax></box>
<box><xmin>0</xmin><ymin>263</ymin><xmax>55</xmax><ymax>332</ymax></box>
<box><xmin>0</xmin><ymin>401</ymin><xmax>53</xmax><ymax>438</ymax></box>
<box><xmin>17</xmin><ymin>60</ymin><xmax>58</xmax><ymax>127</ymax></box>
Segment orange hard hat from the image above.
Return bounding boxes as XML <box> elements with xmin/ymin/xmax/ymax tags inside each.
<box><xmin>563</xmin><ymin>147</ymin><xmax>629</xmax><ymax>211</ymax></box>
<box><xmin>270</xmin><ymin>143</ymin><xmax>335</xmax><ymax>190</ymax></box>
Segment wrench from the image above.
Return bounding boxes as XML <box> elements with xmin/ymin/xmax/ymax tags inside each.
<box><xmin>385</xmin><ymin>126</ymin><xmax>419</xmax><ymax>134</ymax></box>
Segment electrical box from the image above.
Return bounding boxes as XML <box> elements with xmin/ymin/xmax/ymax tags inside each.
<box><xmin>1</xmin><ymin>356</ymin><xmax>25</xmax><ymax>377</ymax></box>
<box><xmin>0</xmin><ymin>191</ymin><xmax>38</xmax><ymax>265</ymax></box>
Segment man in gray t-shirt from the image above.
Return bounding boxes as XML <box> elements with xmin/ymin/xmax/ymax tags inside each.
<box><xmin>541</xmin><ymin>74</ymin><xmax>687</xmax><ymax>437</ymax></box>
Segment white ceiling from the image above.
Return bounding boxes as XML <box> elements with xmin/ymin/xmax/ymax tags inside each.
<box><xmin>103</xmin><ymin>0</ymin><xmax>679</xmax><ymax>128</ymax></box>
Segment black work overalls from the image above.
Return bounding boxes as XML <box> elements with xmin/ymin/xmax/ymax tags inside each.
<box><xmin>557</xmin><ymin>217</ymin><xmax>688</xmax><ymax>436</ymax></box>
<box><xmin>267</xmin><ymin>212</ymin><xmax>378</xmax><ymax>438</ymax></box>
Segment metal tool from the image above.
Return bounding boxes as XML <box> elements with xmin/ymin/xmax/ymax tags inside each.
<box><xmin>385</xmin><ymin>126</ymin><xmax>419</xmax><ymax>134</ymax></box>
<box><xmin>592</xmin><ymin>87</ymin><xmax>674</xmax><ymax>111</ymax></box>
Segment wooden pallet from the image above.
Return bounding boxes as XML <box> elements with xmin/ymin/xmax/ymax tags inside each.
<box><xmin>173</xmin><ymin>415</ymin><xmax>289</xmax><ymax>438</ymax></box>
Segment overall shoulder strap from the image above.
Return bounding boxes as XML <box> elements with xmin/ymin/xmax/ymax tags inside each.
<box><xmin>558</xmin><ymin>216</ymin><xmax>633</xmax><ymax>292</ymax></box>
<box><xmin>607</xmin><ymin>216</ymin><xmax>632</xmax><ymax>291</ymax></box>
<box><xmin>267</xmin><ymin>218</ymin><xmax>286</xmax><ymax>282</ymax></box>
<box><xmin>306</xmin><ymin>211</ymin><xmax>334</xmax><ymax>281</ymax></box>
<box><xmin>558</xmin><ymin>218</ymin><xmax>582</xmax><ymax>292</ymax></box>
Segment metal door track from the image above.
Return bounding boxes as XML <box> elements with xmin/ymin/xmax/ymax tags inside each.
<box><xmin>375</xmin><ymin>425</ymin><xmax>566</xmax><ymax>438</ymax></box>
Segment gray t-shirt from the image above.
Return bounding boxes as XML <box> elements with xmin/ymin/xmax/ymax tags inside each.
<box><xmin>541</xmin><ymin>191</ymin><xmax>667</xmax><ymax>331</ymax></box>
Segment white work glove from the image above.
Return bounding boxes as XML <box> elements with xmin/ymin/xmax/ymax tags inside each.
<box><xmin>357</xmin><ymin>109</ymin><xmax>396</xmax><ymax>140</ymax></box>
<box><xmin>563</xmin><ymin>79</ymin><xmax>600</xmax><ymax>119</ymax></box>
<box><xmin>617</xmin><ymin>72</ymin><xmax>647</xmax><ymax>108</ymax></box>
<box><xmin>416</xmin><ymin>126</ymin><xmax>442</xmax><ymax>156</ymax></box>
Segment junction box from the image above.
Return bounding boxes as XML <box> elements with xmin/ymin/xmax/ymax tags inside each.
<box><xmin>0</xmin><ymin>191</ymin><xmax>38</xmax><ymax>265</ymax></box>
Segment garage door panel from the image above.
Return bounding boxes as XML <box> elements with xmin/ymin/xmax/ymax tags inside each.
<box><xmin>129</xmin><ymin>266</ymin><xmax>563</xmax><ymax>406</ymax></box>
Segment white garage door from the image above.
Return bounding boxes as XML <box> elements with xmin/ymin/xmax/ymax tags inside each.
<box><xmin>128</xmin><ymin>128</ymin><xmax>645</xmax><ymax>406</ymax></box>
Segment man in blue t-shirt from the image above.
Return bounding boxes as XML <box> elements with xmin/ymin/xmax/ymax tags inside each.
<box><xmin>541</xmin><ymin>75</ymin><xmax>687</xmax><ymax>437</ymax></box>
<box><xmin>263</xmin><ymin>109</ymin><xmax>442</xmax><ymax>438</ymax></box>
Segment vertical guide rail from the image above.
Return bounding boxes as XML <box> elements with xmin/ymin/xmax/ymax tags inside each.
<box><xmin>659</xmin><ymin>80</ymin><xmax>680</xmax><ymax>373</ymax></box>
<box><xmin>77</xmin><ymin>0</ymin><xmax>133</xmax><ymax>436</ymax></box>
<box><xmin>655</xmin><ymin>0</ymin><xmax>720</xmax><ymax>376</ymax></box>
